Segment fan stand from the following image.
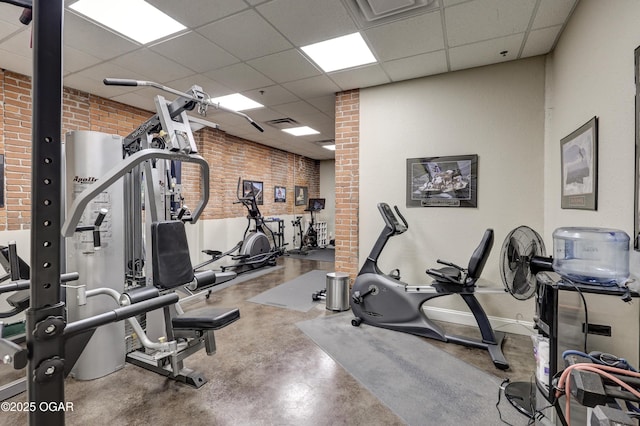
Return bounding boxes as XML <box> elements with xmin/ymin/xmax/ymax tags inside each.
<box><xmin>499</xmin><ymin>225</ymin><xmax>554</xmax><ymax>422</ymax></box>
<box><xmin>504</xmin><ymin>381</ymin><xmax>536</xmax><ymax>419</ymax></box>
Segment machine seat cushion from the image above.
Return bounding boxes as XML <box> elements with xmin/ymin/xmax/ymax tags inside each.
<box><xmin>431</xmin><ymin>266</ymin><xmax>462</xmax><ymax>282</ymax></box>
<box><xmin>172</xmin><ymin>306</ymin><xmax>240</xmax><ymax>330</ymax></box>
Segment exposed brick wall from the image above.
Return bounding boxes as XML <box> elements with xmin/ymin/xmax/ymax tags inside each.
<box><xmin>0</xmin><ymin>71</ymin><xmax>320</xmax><ymax>231</ymax></box>
<box><xmin>3</xmin><ymin>72</ymin><xmax>32</xmax><ymax>230</ymax></box>
<box><xmin>190</xmin><ymin>129</ymin><xmax>319</xmax><ymax>220</ymax></box>
<box><xmin>335</xmin><ymin>90</ymin><xmax>360</xmax><ymax>280</ymax></box>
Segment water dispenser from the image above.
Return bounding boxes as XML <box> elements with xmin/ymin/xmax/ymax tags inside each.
<box><xmin>552</xmin><ymin>227</ymin><xmax>630</xmax><ymax>285</ymax></box>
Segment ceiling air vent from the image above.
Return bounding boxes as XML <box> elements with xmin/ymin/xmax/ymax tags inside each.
<box><xmin>343</xmin><ymin>0</ymin><xmax>439</xmax><ymax>27</ymax></box>
<box><xmin>265</xmin><ymin>117</ymin><xmax>299</xmax><ymax>130</ymax></box>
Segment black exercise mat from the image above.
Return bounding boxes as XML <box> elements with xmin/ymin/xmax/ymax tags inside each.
<box><xmin>296</xmin><ymin>313</ymin><xmax>526</xmax><ymax>426</ymax></box>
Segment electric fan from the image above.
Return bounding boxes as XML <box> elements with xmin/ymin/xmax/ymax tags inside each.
<box><xmin>500</xmin><ymin>225</ymin><xmax>547</xmax><ymax>300</ymax></box>
<box><xmin>499</xmin><ymin>225</ymin><xmax>552</xmax><ymax>420</ymax></box>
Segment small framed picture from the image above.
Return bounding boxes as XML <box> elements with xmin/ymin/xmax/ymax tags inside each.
<box><xmin>294</xmin><ymin>186</ymin><xmax>308</xmax><ymax>206</ymax></box>
<box><xmin>274</xmin><ymin>186</ymin><xmax>286</xmax><ymax>203</ymax></box>
<box><xmin>560</xmin><ymin>117</ymin><xmax>598</xmax><ymax>210</ymax></box>
<box><xmin>242</xmin><ymin>180</ymin><xmax>264</xmax><ymax>205</ymax></box>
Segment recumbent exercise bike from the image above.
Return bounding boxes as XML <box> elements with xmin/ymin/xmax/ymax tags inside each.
<box><xmin>350</xmin><ymin>203</ymin><xmax>508</xmax><ymax>370</ymax></box>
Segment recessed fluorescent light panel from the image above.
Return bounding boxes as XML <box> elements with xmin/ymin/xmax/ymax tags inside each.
<box><xmin>209</xmin><ymin>94</ymin><xmax>264</xmax><ymax>112</ymax></box>
<box><xmin>282</xmin><ymin>126</ymin><xmax>320</xmax><ymax>136</ymax></box>
<box><xmin>69</xmin><ymin>0</ymin><xmax>186</xmax><ymax>44</ymax></box>
<box><xmin>301</xmin><ymin>32</ymin><xmax>376</xmax><ymax>72</ymax></box>
<box><xmin>322</xmin><ymin>144</ymin><xmax>336</xmax><ymax>151</ymax></box>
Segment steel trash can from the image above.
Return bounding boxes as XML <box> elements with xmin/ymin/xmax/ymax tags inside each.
<box><xmin>325</xmin><ymin>272</ymin><xmax>350</xmax><ymax>311</ymax></box>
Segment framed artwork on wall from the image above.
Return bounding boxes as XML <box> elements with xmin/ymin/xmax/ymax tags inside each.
<box><xmin>274</xmin><ymin>186</ymin><xmax>286</xmax><ymax>203</ymax></box>
<box><xmin>243</xmin><ymin>180</ymin><xmax>264</xmax><ymax>205</ymax></box>
<box><xmin>560</xmin><ymin>116</ymin><xmax>598</xmax><ymax>210</ymax></box>
<box><xmin>294</xmin><ymin>186</ymin><xmax>308</xmax><ymax>206</ymax></box>
<box><xmin>406</xmin><ymin>154</ymin><xmax>478</xmax><ymax>207</ymax></box>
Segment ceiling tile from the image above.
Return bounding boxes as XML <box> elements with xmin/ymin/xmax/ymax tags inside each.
<box><xmin>65</xmin><ymin>62</ymin><xmax>148</xmax><ymax>98</ymax></box>
<box><xmin>307</xmin><ymin>95</ymin><xmax>336</xmax><ymax>117</ymax></box>
<box><xmin>109</xmin><ymin>90</ymin><xmax>157</xmax><ymax>113</ymax></box>
<box><xmin>0</xmin><ymin>4</ymin><xmax>22</xmax><ymax>38</ymax></box>
<box><xmin>197</xmin><ymin>10</ymin><xmax>293</xmax><ymax>61</ymax></box>
<box><xmin>329</xmin><ymin>64</ymin><xmax>391</xmax><ymax>91</ymax></box>
<box><xmin>111</xmin><ymin>48</ymin><xmax>195</xmax><ymax>83</ymax></box>
<box><xmin>449</xmin><ymin>33</ymin><xmax>524</xmax><ymax>71</ymax></box>
<box><xmin>64</xmin><ymin>46</ymin><xmax>103</xmax><ymax>74</ymax></box>
<box><xmin>271</xmin><ymin>100</ymin><xmax>324</xmax><ymax>119</ymax></box>
<box><xmin>445</xmin><ymin>0</ymin><xmax>536</xmax><ymax>47</ymax></box>
<box><xmin>150</xmin><ymin>32</ymin><xmax>239</xmax><ymax>73</ymax></box>
<box><xmin>521</xmin><ymin>26</ymin><xmax>562</xmax><ymax>58</ymax></box>
<box><xmin>205</xmin><ymin>62</ymin><xmax>275</xmax><ymax>92</ymax></box>
<box><xmin>257</xmin><ymin>0</ymin><xmax>358</xmax><ymax>46</ymax></box>
<box><xmin>382</xmin><ymin>50</ymin><xmax>448</xmax><ymax>81</ymax></box>
<box><xmin>146</xmin><ymin>0</ymin><xmax>248</xmax><ymax>28</ymax></box>
<box><xmin>364</xmin><ymin>11</ymin><xmax>444</xmax><ymax>61</ymax></box>
<box><xmin>64</xmin><ymin>11</ymin><xmax>139</xmax><ymax>60</ymax></box>
<box><xmin>247</xmin><ymin>49</ymin><xmax>322</xmax><ymax>83</ymax></box>
<box><xmin>242</xmin><ymin>85</ymin><xmax>299</xmax><ymax>107</ymax></box>
<box><xmin>0</xmin><ymin>28</ymin><xmax>31</xmax><ymax>59</ymax></box>
<box><xmin>282</xmin><ymin>75</ymin><xmax>341</xmax><ymax>99</ymax></box>
<box><xmin>0</xmin><ymin>48</ymin><xmax>31</xmax><ymax>77</ymax></box>
<box><xmin>532</xmin><ymin>0</ymin><xmax>578</xmax><ymax>29</ymax></box>
<box><xmin>165</xmin><ymin>74</ymin><xmax>233</xmax><ymax>99</ymax></box>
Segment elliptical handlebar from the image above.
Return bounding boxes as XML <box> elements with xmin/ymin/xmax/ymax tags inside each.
<box><xmin>103</xmin><ymin>78</ymin><xmax>264</xmax><ymax>132</ymax></box>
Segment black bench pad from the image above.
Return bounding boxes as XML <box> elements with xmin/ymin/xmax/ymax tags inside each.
<box><xmin>172</xmin><ymin>306</ymin><xmax>240</xmax><ymax>330</ymax></box>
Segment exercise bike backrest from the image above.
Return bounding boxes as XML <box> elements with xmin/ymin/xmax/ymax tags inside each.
<box><xmin>466</xmin><ymin>229</ymin><xmax>494</xmax><ymax>280</ymax></box>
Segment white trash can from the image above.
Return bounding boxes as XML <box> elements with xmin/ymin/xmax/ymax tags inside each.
<box><xmin>325</xmin><ymin>272</ymin><xmax>350</xmax><ymax>311</ymax></box>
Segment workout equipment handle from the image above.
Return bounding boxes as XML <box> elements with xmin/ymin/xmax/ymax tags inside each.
<box><xmin>64</xmin><ymin>293</ymin><xmax>179</xmax><ymax>337</ymax></box>
<box><xmin>103</xmin><ymin>78</ymin><xmax>138</xmax><ymax>87</ymax></box>
<box><xmin>103</xmin><ymin>78</ymin><xmax>264</xmax><ymax>132</ymax></box>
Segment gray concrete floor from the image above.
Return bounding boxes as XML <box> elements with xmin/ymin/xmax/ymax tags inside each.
<box><xmin>0</xmin><ymin>255</ymin><xmax>535</xmax><ymax>425</ymax></box>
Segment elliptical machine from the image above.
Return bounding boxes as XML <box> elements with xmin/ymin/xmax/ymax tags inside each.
<box><xmin>350</xmin><ymin>203</ymin><xmax>508</xmax><ymax>370</ymax></box>
<box><xmin>200</xmin><ymin>178</ymin><xmax>284</xmax><ymax>274</ymax></box>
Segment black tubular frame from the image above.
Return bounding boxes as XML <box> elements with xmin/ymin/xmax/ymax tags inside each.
<box><xmin>26</xmin><ymin>0</ymin><xmax>66</xmax><ymax>425</ymax></box>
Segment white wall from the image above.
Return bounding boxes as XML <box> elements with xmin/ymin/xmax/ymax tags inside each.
<box><xmin>359</xmin><ymin>56</ymin><xmax>545</xmax><ymax>321</ymax></box>
<box><xmin>319</xmin><ymin>159</ymin><xmax>336</xmax><ymax>242</ymax></box>
<box><xmin>544</xmin><ymin>0</ymin><xmax>640</xmax><ymax>275</ymax></box>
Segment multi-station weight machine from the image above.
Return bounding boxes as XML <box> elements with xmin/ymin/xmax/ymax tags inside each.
<box><xmin>0</xmin><ymin>1</ymin><xmax>265</xmax><ymax>424</ymax></box>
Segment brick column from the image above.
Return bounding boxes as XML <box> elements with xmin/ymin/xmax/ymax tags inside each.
<box><xmin>0</xmin><ymin>70</ymin><xmax>5</xmax><ymax>229</ymax></box>
<box><xmin>334</xmin><ymin>90</ymin><xmax>359</xmax><ymax>280</ymax></box>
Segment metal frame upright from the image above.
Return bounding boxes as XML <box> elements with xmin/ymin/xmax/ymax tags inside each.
<box><xmin>26</xmin><ymin>0</ymin><xmax>66</xmax><ymax>424</ymax></box>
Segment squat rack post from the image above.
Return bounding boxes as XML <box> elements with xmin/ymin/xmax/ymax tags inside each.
<box><xmin>26</xmin><ymin>0</ymin><xmax>66</xmax><ymax>424</ymax></box>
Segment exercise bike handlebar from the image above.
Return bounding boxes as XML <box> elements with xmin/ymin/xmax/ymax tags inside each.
<box><xmin>377</xmin><ymin>203</ymin><xmax>408</xmax><ymax>234</ymax></box>
<box><xmin>103</xmin><ymin>78</ymin><xmax>264</xmax><ymax>132</ymax></box>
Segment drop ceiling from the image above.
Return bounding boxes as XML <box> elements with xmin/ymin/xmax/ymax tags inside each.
<box><xmin>0</xmin><ymin>0</ymin><xmax>578</xmax><ymax>160</ymax></box>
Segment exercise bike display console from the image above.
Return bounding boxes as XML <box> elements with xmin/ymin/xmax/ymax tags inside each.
<box><xmin>350</xmin><ymin>203</ymin><xmax>509</xmax><ymax>370</ymax></box>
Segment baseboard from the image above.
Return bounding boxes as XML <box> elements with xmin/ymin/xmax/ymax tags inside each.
<box><xmin>423</xmin><ymin>306</ymin><xmax>535</xmax><ymax>336</ymax></box>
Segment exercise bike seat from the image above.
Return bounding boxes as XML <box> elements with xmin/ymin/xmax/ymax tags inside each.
<box><xmin>426</xmin><ymin>229</ymin><xmax>494</xmax><ymax>287</ymax></box>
